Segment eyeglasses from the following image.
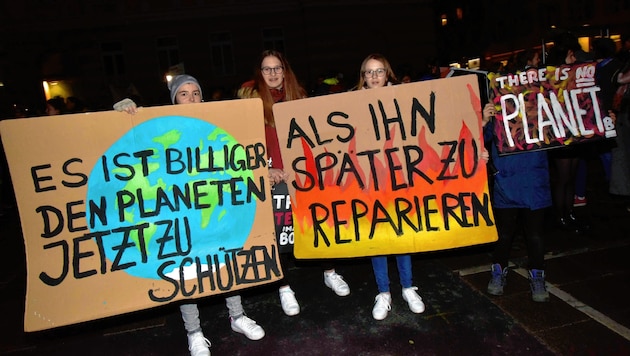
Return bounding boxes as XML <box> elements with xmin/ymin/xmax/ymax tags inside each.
<box><xmin>261</xmin><ymin>66</ymin><xmax>284</xmax><ymax>75</ymax></box>
<box><xmin>364</xmin><ymin>68</ymin><xmax>387</xmax><ymax>78</ymax></box>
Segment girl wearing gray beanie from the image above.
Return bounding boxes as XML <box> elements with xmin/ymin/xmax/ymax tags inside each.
<box><xmin>114</xmin><ymin>74</ymin><xmax>266</xmax><ymax>356</ymax></box>
<box><xmin>168</xmin><ymin>74</ymin><xmax>203</xmax><ymax>104</ymax></box>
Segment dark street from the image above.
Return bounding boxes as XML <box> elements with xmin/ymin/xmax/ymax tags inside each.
<box><xmin>1</xmin><ymin>159</ymin><xmax>629</xmax><ymax>355</ymax></box>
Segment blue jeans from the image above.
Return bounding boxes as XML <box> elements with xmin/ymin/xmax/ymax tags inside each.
<box><xmin>371</xmin><ymin>255</ymin><xmax>413</xmax><ymax>293</ymax></box>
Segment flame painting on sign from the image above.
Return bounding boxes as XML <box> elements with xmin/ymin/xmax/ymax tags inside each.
<box><xmin>273</xmin><ymin>76</ymin><xmax>498</xmax><ymax>259</ymax></box>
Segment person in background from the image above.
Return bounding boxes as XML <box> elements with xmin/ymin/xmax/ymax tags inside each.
<box><xmin>312</xmin><ymin>71</ymin><xmax>346</xmax><ymax>96</ymax></box>
<box><xmin>45</xmin><ymin>97</ymin><xmax>66</xmax><ymax>116</ymax></box>
<box><xmin>516</xmin><ymin>48</ymin><xmax>541</xmax><ymax>70</ymax></box>
<box><xmin>545</xmin><ymin>33</ymin><xmax>590</xmax><ymax>233</ymax></box>
<box><xmin>616</xmin><ymin>33</ymin><xmax>630</xmax><ymax>64</ymax></box>
<box><xmin>114</xmin><ymin>74</ymin><xmax>265</xmax><ymax>356</ymax></box>
<box><xmin>66</xmin><ymin>96</ymin><xmax>86</xmax><ymax>113</ymax></box>
<box><xmin>573</xmin><ymin>38</ymin><xmax>623</xmax><ymax>208</ymax></box>
<box><xmin>237</xmin><ymin>49</ymin><xmax>351</xmax><ymax>317</ymax></box>
<box><xmin>400</xmin><ymin>73</ymin><xmax>413</xmax><ymax>83</ymax></box>
<box><xmin>419</xmin><ymin>58</ymin><xmax>441</xmax><ymax>81</ymax></box>
<box><xmin>610</xmin><ymin>34</ymin><xmax>630</xmax><ymax>212</ymax></box>
<box><xmin>354</xmin><ymin>53</ymin><xmax>426</xmax><ymax>320</ymax></box>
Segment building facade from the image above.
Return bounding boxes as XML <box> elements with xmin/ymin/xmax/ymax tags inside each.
<box><xmin>0</xmin><ymin>0</ymin><xmax>628</xmax><ymax>118</ymax></box>
<box><xmin>0</xmin><ymin>0</ymin><xmax>437</xmax><ymax>116</ymax></box>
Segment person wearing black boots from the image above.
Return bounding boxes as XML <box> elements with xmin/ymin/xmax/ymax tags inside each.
<box><xmin>545</xmin><ymin>32</ymin><xmax>592</xmax><ymax>234</ymax></box>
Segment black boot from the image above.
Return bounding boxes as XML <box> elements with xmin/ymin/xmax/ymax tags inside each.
<box><xmin>556</xmin><ymin>216</ymin><xmax>582</xmax><ymax>234</ymax></box>
<box><xmin>568</xmin><ymin>211</ymin><xmax>590</xmax><ymax>231</ymax></box>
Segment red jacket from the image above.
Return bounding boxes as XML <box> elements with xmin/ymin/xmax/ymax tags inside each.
<box><xmin>238</xmin><ymin>80</ymin><xmax>285</xmax><ymax>169</ymax></box>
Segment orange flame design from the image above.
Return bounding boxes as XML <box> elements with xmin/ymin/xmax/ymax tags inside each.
<box><xmin>291</xmin><ymin>83</ymin><xmax>496</xmax><ymax>257</ymax></box>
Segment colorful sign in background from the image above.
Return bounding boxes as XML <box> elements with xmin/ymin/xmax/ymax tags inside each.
<box><xmin>273</xmin><ymin>75</ymin><xmax>498</xmax><ymax>259</ymax></box>
<box><xmin>272</xmin><ymin>182</ymin><xmax>294</xmax><ymax>253</ymax></box>
<box><xmin>0</xmin><ymin>99</ymin><xmax>281</xmax><ymax>331</ymax></box>
<box><xmin>488</xmin><ymin>62</ymin><xmax>617</xmax><ymax>154</ymax></box>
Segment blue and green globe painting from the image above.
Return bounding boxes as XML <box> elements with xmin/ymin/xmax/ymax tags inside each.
<box><xmin>86</xmin><ymin>116</ymin><xmax>257</xmax><ymax>280</ymax></box>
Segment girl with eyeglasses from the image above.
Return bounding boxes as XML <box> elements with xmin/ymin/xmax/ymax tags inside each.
<box><xmin>354</xmin><ymin>53</ymin><xmax>426</xmax><ymax>320</ymax></box>
<box><xmin>356</xmin><ymin>53</ymin><xmax>398</xmax><ymax>90</ymax></box>
<box><xmin>238</xmin><ymin>50</ymin><xmax>352</xmax><ymax>317</ymax></box>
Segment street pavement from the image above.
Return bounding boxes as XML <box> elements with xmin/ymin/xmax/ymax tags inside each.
<box><xmin>1</xmin><ymin>159</ymin><xmax>629</xmax><ymax>356</ymax></box>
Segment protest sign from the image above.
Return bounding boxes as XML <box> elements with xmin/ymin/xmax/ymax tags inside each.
<box><xmin>0</xmin><ymin>99</ymin><xmax>281</xmax><ymax>331</ymax></box>
<box><xmin>272</xmin><ymin>182</ymin><xmax>294</xmax><ymax>253</ymax></box>
<box><xmin>488</xmin><ymin>63</ymin><xmax>617</xmax><ymax>154</ymax></box>
<box><xmin>273</xmin><ymin>76</ymin><xmax>498</xmax><ymax>259</ymax></box>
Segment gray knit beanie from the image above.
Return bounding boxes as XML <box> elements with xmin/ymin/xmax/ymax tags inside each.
<box><xmin>167</xmin><ymin>74</ymin><xmax>202</xmax><ymax>104</ymax></box>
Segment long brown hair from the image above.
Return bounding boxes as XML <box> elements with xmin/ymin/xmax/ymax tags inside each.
<box><xmin>250</xmin><ymin>50</ymin><xmax>306</xmax><ymax>126</ymax></box>
<box><xmin>356</xmin><ymin>53</ymin><xmax>398</xmax><ymax>89</ymax></box>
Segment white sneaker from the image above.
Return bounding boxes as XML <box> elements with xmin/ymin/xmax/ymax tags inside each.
<box><xmin>324</xmin><ymin>271</ymin><xmax>350</xmax><ymax>296</ymax></box>
<box><xmin>187</xmin><ymin>331</ymin><xmax>211</xmax><ymax>356</ymax></box>
<box><xmin>402</xmin><ymin>286</ymin><xmax>425</xmax><ymax>314</ymax></box>
<box><xmin>372</xmin><ymin>292</ymin><xmax>392</xmax><ymax>320</ymax></box>
<box><xmin>279</xmin><ymin>286</ymin><xmax>300</xmax><ymax>316</ymax></box>
<box><xmin>230</xmin><ymin>315</ymin><xmax>265</xmax><ymax>340</ymax></box>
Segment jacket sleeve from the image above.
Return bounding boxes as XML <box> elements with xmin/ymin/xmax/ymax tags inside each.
<box><xmin>265</xmin><ymin>125</ymin><xmax>284</xmax><ymax>170</ymax></box>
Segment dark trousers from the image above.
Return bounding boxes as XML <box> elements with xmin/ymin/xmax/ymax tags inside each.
<box><xmin>491</xmin><ymin>207</ymin><xmax>546</xmax><ymax>270</ymax></box>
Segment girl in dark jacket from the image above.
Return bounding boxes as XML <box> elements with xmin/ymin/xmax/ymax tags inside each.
<box><xmin>482</xmin><ymin>103</ymin><xmax>552</xmax><ymax>302</ymax></box>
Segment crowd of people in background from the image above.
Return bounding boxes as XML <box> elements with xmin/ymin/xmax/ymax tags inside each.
<box><xmin>1</xmin><ymin>30</ymin><xmax>630</xmax><ymax>356</ymax></box>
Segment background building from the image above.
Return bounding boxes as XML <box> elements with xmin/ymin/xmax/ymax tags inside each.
<box><xmin>436</xmin><ymin>0</ymin><xmax>630</xmax><ymax>69</ymax></box>
<box><xmin>0</xmin><ymin>0</ymin><xmax>628</xmax><ymax>118</ymax></box>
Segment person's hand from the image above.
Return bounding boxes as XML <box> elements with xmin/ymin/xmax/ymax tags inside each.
<box><xmin>482</xmin><ymin>103</ymin><xmax>496</xmax><ymax>127</ymax></box>
<box><xmin>480</xmin><ymin>147</ymin><xmax>489</xmax><ymax>162</ymax></box>
<box><xmin>113</xmin><ymin>98</ymin><xmax>139</xmax><ymax>115</ymax></box>
<box><xmin>618</xmin><ymin>70</ymin><xmax>630</xmax><ymax>84</ymax></box>
<box><xmin>608</xmin><ymin>110</ymin><xmax>617</xmax><ymax>122</ymax></box>
<box><xmin>268</xmin><ymin>168</ymin><xmax>289</xmax><ymax>186</ymax></box>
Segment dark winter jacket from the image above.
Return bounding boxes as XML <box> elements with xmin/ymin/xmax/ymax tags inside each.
<box><xmin>484</xmin><ymin>124</ymin><xmax>552</xmax><ymax>210</ymax></box>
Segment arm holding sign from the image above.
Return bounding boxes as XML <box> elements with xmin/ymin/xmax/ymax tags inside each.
<box><xmin>113</xmin><ymin>98</ymin><xmax>139</xmax><ymax>115</ymax></box>
<box><xmin>482</xmin><ymin>103</ymin><xmax>495</xmax><ymax>126</ymax></box>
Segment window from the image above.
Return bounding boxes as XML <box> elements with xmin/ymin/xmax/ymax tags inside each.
<box><xmin>101</xmin><ymin>42</ymin><xmax>125</xmax><ymax>77</ymax></box>
<box><xmin>209</xmin><ymin>32</ymin><xmax>235</xmax><ymax>76</ymax></box>
<box><xmin>611</xmin><ymin>0</ymin><xmax>630</xmax><ymax>12</ymax></box>
<box><xmin>157</xmin><ymin>36</ymin><xmax>180</xmax><ymax>75</ymax></box>
<box><xmin>262</xmin><ymin>27</ymin><xmax>285</xmax><ymax>52</ymax></box>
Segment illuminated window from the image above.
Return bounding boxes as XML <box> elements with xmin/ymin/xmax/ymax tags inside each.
<box><xmin>441</xmin><ymin>14</ymin><xmax>447</xmax><ymax>26</ymax></box>
<box><xmin>578</xmin><ymin>36</ymin><xmax>590</xmax><ymax>52</ymax></box>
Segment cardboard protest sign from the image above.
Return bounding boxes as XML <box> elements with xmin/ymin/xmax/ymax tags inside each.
<box><xmin>272</xmin><ymin>182</ymin><xmax>294</xmax><ymax>253</ymax></box>
<box><xmin>273</xmin><ymin>76</ymin><xmax>498</xmax><ymax>259</ymax></box>
<box><xmin>488</xmin><ymin>63</ymin><xmax>617</xmax><ymax>154</ymax></box>
<box><xmin>0</xmin><ymin>99</ymin><xmax>281</xmax><ymax>332</ymax></box>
